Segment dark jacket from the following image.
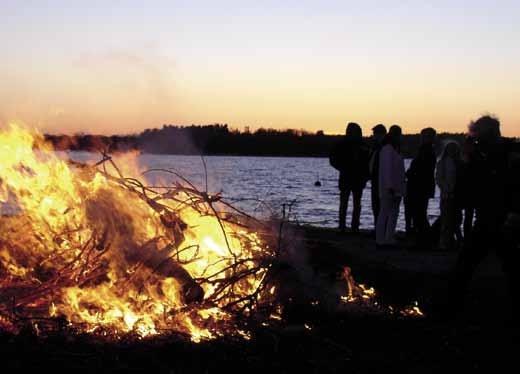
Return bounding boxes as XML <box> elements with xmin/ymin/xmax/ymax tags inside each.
<box><xmin>330</xmin><ymin>138</ymin><xmax>370</xmax><ymax>191</ymax></box>
<box><xmin>455</xmin><ymin>160</ymin><xmax>478</xmax><ymax>209</ymax></box>
<box><xmin>406</xmin><ymin>144</ymin><xmax>436</xmax><ymax>199</ymax></box>
<box><xmin>369</xmin><ymin>143</ymin><xmax>383</xmax><ymax>189</ymax></box>
<box><xmin>465</xmin><ymin>138</ymin><xmax>520</xmax><ymax>232</ymax></box>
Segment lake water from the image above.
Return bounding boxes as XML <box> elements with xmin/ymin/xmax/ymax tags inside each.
<box><xmin>67</xmin><ymin>153</ymin><xmax>440</xmax><ymax>231</ymax></box>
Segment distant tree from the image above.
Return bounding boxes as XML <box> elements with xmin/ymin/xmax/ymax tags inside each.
<box><xmin>45</xmin><ymin>124</ymin><xmax>506</xmax><ymax>158</ymax></box>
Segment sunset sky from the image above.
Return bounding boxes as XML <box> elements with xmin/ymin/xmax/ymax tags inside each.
<box><xmin>1</xmin><ymin>0</ymin><xmax>519</xmax><ymax>136</ymax></box>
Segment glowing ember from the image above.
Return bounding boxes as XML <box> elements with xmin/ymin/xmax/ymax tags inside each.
<box><xmin>341</xmin><ymin>266</ymin><xmax>377</xmax><ymax>303</ymax></box>
<box><xmin>341</xmin><ymin>267</ymin><xmax>425</xmax><ymax>317</ymax></box>
<box><xmin>0</xmin><ymin>124</ymin><xmax>276</xmax><ymax>341</ymax></box>
<box><xmin>400</xmin><ymin>302</ymin><xmax>424</xmax><ymax>317</ymax></box>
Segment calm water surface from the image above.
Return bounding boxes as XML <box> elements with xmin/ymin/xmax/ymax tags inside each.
<box><xmin>70</xmin><ymin>153</ymin><xmax>441</xmax><ymax>231</ymax></box>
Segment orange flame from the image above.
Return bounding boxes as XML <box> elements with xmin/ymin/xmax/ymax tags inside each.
<box><xmin>0</xmin><ymin>124</ymin><xmax>274</xmax><ymax>341</ymax></box>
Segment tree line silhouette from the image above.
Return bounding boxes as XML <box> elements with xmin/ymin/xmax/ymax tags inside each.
<box><xmin>45</xmin><ymin>124</ymin><xmax>470</xmax><ymax>158</ymax></box>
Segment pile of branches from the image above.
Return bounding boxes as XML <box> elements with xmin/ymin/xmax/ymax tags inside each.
<box><xmin>0</xmin><ymin>152</ymin><xmax>280</xmax><ymax>335</ymax></box>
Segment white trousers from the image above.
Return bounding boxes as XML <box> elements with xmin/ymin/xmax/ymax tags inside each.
<box><xmin>376</xmin><ymin>196</ymin><xmax>401</xmax><ymax>245</ymax></box>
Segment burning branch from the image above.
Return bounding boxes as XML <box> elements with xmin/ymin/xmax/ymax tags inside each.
<box><xmin>0</xmin><ymin>127</ymin><xmax>279</xmax><ymax>340</ymax></box>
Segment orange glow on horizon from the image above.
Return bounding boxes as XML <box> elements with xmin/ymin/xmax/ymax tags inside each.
<box><xmin>2</xmin><ymin>61</ymin><xmax>518</xmax><ymax>137</ymax></box>
<box><xmin>2</xmin><ymin>2</ymin><xmax>519</xmax><ymax>137</ymax></box>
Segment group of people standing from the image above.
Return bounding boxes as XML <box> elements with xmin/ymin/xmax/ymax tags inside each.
<box><xmin>330</xmin><ymin>122</ymin><xmax>429</xmax><ymax>248</ymax></box>
<box><xmin>329</xmin><ymin>116</ymin><xmax>519</xmax><ymax>251</ymax></box>
<box><xmin>330</xmin><ymin>115</ymin><xmax>520</xmax><ymax>314</ymax></box>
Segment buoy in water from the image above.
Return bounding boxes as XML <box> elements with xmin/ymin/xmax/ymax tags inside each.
<box><xmin>314</xmin><ymin>173</ymin><xmax>322</xmax><ymax>187</ymax></box>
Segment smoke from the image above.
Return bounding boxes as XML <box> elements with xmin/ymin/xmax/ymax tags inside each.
<box><xmin>67</xmin><ymin>46</ymin><xmax>178</xmax><ymax>133</ymax></box>
<box><xmin>274</xmin><ymin>222</ymin><xmax>347</xmax><ymax>316</ymax></box>
<box><xmin>76</xmin><ymin>48</ymin><xmax>175</xmax><ymax>108</ymax></box>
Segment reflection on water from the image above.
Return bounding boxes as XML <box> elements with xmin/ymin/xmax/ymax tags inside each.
<box><xmin>70</xmin><ymin>153</ymin><xmax>440</xmax><ymax>231</ymax></box>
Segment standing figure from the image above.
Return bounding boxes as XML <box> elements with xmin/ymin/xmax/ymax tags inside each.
<box><xmin>329</xmin><ymin>122</ymin><xmax>370</xmax><ymax>232</ymax></box>
<box><xmin>369</xmin><ymin>124</ymin><xmax>387</xmax><ymax>228</ymax></box>
<box><xmin>449</xmin><ymin>115</ymin><xmax>520</xmax><ymax>315</ymax></box>
<box><xmin>376</xmin><ymin>125</ymin><xmax>406</xmax><ymax>247</ymax></box>
<box><xmin>405</xmin><ymin>128</ymin><xmax>437</xmax><ymax>247</ymax></box>
<box><xmin>436</xmin><ymin>141</ymin><xmax>462</xmax><ymax>250</ymax></box>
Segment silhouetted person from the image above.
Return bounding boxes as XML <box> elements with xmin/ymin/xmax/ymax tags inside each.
<box><xmin>376</xmin><ymin>125</ymin><xmax>405</xmax><ymax>247</ymax></box>
<box><xmin>330</xmin><ymin>122</ymin><xmax>370</xmax><ymax>232</ymax></box>
<box><xmin>436</xmin><ymin>141</ymin><xmax>462</xmax><ymax>250</ymax></box>
<box><xmin>449</xmin><ymin>115</ymin><xmax>520</xmax><ymax>315</ymax></box>
<box><xmin>404</xmin><ymin>128</ymin><xmax>437</xmax><ymax>247</ymax></box>
<box><xmin>369</xmin><ymin>124</ymin><xmax>387</xmax><ymax>228</ymax></box>
<box><xmin>457</xmin><ymin>136</ymin><xmax>478</xmax><ymax>242</ymax></box>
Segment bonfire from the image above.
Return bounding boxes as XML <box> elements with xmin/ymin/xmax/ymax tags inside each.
<box><xmin>0</xmin><ymin>125</ymin><xmax>278</xmax><ymax>342</ymax></box>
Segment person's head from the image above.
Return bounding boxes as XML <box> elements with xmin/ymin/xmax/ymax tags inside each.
<box><xmin>386</xmin><ymin>125</ymin><xmax>402</xmax><ymax>148</ymax></box>
<box><xmin>467</xmin><ymin>122</ymin><xmax>478</xmax><ymax>138</ymax></box>
<box><xmin>345</xmin><ymin>122</ymin><xmax>362</xmax><ymax>140</ymax></box>
<box><xmin>442</xmin><ymin>141</ymin><xmax>461</xmax><ymax>160</ymax></box>
<box><xmin>470</xmin><ymin>115</ymin><xmax>501</xmax><ymax>143</ymax></box>
<box><xmin>420</xmin><ymin>127</ymin><xmax>436</xmax><ymax>146</ymax></box>
<box><xmin>372</xmin><ymin>124</ymin><xmax>387</xmax><ymax>144</ymax></box>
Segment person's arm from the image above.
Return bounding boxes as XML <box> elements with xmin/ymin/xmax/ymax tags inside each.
<box><xmin>362</xmin><ymin>147</ymin><xmax>371</xmax><ymax>184</ymax></box>
<box><xmin>369</xmin><ymin>151</ymin><xmax>376</xmax><ymax>175</ymax></box>
<box><xmin>435</xmin><ymin>160</ymin><xmax>443</xmax><ymax>190</ymax></box>
<box><xmin>329</xmin><ymin>143</ymin><xmax>341</xmax><ymax>170</ymax></box>
<box><xmin>406</xmin><ymin>157</ymin><xmax>416</xmax><ymax>179</ymax></box>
